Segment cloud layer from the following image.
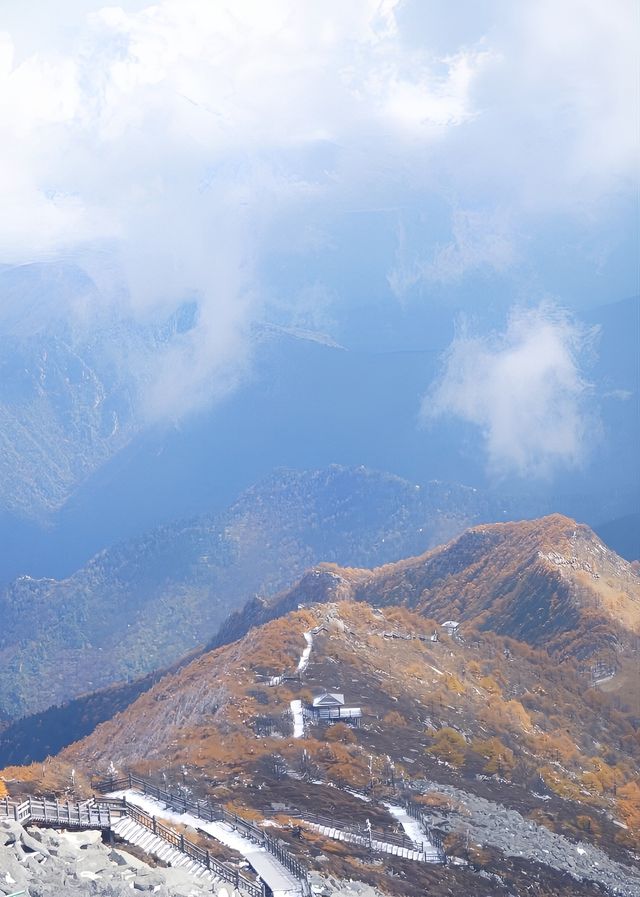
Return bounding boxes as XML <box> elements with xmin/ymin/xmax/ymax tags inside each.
<box><xmin>424</xmin><ymin>305</ymin><xmax>599</xmax><ymax>478</ymax></box>
<box><xmin>0</xmin><ymin>0</ymin><xmax>636</xmax><ymax>427</ymax></box>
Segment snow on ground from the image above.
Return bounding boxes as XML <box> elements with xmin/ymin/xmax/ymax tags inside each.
<box><xmin>109</xmin><ymin>790</ymin><xmax>300</xmax><ymax>896</ymax></box>
<box><xmin>290</xmin><ymin>699</ymin><xmax>304</xmax><ymax>738</ymax></box>
<box><xmin>592</xmin><ymin>672</ymin><xmax>616</xmax><ymax>684</ymax></box>
<box><xmin>384</xmin><ymin>803</ymin><xmax>432</xmax><ymax>849</ymax></box>
<box><xmin>297</xmin><ymin>631</ymin><xmax>313</xmax><ymax>672</ymax></box>
<box><xmin>109</xmin><ymin>790</ymin><xmax>253</xmax><ymax>854</ymax></box>
<box><xmin>343</xmin><ymin>787</ymin><xmax>371</xmax><ymax>802</ymax></box>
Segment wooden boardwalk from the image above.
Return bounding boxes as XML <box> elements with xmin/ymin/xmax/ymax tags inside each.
<box><xmin>298</xmin><ymin>810</ymin><xmax>445</xmax><ymax>864</ymax></box>
<box><xmin>96</xmin><ymin>773</ymin><xmax>311</xmax><ymax>895</ymax></box>
<box><xmin>0</xmin><ymin>774</ymin><xmax>444</xmax><ymax>893</ymax></box>
<box><xmin>0</xmin><ymin>794</ymin><xmax>266</xmax><ymax>897</ymax></box>
<box><xmin>0</xmin><ymin>795</ymin><xmax>121</xmax><ymax>829</ymax></box>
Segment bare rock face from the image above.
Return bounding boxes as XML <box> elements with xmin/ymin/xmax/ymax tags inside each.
<box><xmin>0</xmin><ymin>819</ymin><xmax>232</xmax><ymax>897</ymax></box>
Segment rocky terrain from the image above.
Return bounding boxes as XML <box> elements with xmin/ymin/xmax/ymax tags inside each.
<box><xmin>0</xmin><ymin>816</ymin><xmax>223</xmax><ymax>897</ymax></box>
<box><xmin>0</xmin><ymin>816</ymin><xmax>388</xmax><ymax>897</ymax></box>
<box><xmin>414</xmin><ymin>779</ymin><xmax>640</xmax><ymax>896</ymax></box>
<box><xmin>2</xmin><ymin>517</ymin><xmax>638</xmax><ymax>896</ymax></box>
<box><xmin>2</xmin><ymin>561</ymin><xmax>635</xmax><ymax>893</ymax></box>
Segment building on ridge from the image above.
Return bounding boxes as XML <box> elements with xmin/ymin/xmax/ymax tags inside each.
<box><xmin>306</xmin><ymin>691</ymin><xmax>362</xmax><ymax>726</ymax></box>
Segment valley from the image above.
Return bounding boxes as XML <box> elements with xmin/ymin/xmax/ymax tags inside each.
<box><xmin>0</xmin><ymin>465</ymin><xmax>512</xmax><ymax>720</ymax></box>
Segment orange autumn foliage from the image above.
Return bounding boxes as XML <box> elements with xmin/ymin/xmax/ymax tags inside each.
<box><xmin>426</xmin><ymin>727</ymin><xmax>467</xmax><ymax>767</ymax></box>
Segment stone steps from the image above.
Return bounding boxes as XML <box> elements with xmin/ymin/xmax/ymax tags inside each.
<box><xmin>307</xmin><ymin>822</ymin><xmax>437</xmax><ymax>863</ymax></box>
<box><xmin>111</xmin><ymin>817</ymin><xmax>219</xmax><ymax>883</ymax></box>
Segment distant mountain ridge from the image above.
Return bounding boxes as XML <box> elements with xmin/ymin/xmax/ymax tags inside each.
<box><xmin>0</xmin><ymin>261</ymin><xmax>199</xmax><ymax>524</ymax></box>
<box><xmin>0</xmin><ymin>465</ymin><xmax>511</xmax><ymax>719</ymax></box>
<box><xmin>1</xmin><ymin>265</ymin><xmax>637</xmax><ymax>585</ymax></box>
<box><xmin>211</xmin><ymin>514</ymin><xmax>640</xmax><ymax>676</ymax></box>
<box><xmin>2</xmin><ymin>511</ymin><xmax>637</xmax><ymax>783</ymax></box>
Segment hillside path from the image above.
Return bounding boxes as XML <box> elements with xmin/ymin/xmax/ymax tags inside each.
<box><xmin>109</xmin><ymin>790</ymin><xmax>300</xmax><ymax>896</ymax></box>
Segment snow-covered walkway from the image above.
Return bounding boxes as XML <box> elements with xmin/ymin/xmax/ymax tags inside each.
<box><xmin>297</xmin><ymin>631</ymin><xmax>313</xmax><ymax>672</ymax></box>
<box><xmin>303</xmin><ymin>820</ymin><xmax>440</xmax><ymax>863</ymax></box>
<box><xmin>109</xmin><ymin>790</ymin><xmax>300</xmax><ymax>896</ymax></box>
<box><xmin>384</xmin><ymin>803</ymin><xmax>430</xmax><ymax>849</ymax></box>
<box><xmin>290</xmin><ymin>699</ymin><xmax>304</xmax><ymax>738</ymax></box>
<box><xmin>289</xmin><ymin>630</ymin><xmax>313</xmax><ymax>738</ymax></box>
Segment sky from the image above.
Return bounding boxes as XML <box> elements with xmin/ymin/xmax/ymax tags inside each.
<box><xmin>0</xmin><ymin>0</ymin><xmax>637</xmax><ymax>475</ymax></box>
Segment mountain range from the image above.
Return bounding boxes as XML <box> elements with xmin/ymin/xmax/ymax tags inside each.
<box><xmin>2</xmin><ymin>512</ymin><xmax>638</xmax><ymax>897</ymax></box>
<box><xmin>0</xmin><ymin>465</ymin><xmax>514</xmax><ymax>719</ymax></box>
<box><xmin>0</xmin><ymin>262</ymin><xmax>638</xmax><ymax>586</ymax></box>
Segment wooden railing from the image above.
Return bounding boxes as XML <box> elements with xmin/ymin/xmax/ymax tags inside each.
<box><xmin>95</xmin><ymin>773</ymin><xmax>311</xmax><ymax>894</ymax></box>
<box><xmin>110</xmin><ymin>797</ymin><xmax>265</xmax><ymax>897</ymax></box>
<box><xmin>0</xmin><ymin>794</ymin><xmax>266</xmax><ymax>897</ymax></box>
<box><xmin>297</xmin><ymin>810</ymin><xmax>445</xmax><ymax>861</ymax></box>
<box><xmin>402</xmin><ymin>797</ymin><xmax>446</xmax><ymax>855</ymax></box>
<box><xmin>0</xmin><ymin>796</ymin><xmax>119</xmax><ymax>829</ymax></box>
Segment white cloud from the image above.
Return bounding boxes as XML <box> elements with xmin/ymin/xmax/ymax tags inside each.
<box><xmin>423</xmin><ymin>304</ymin><xmax>599</xmax><ymax>478</ymax></box>
<box><xmin>388</xmin><ymin>0</ymin><xmax>639</xmax><ymax>293</ymax></box>
<box><xmin>0</xmin><ymin>0</ymin><xmax>636</xmax><ymax>422</ymax></box>
<box><xmin>0</xmin><ymin>0</ymin><xmax>487</xmax><ymax>419</ymax></box>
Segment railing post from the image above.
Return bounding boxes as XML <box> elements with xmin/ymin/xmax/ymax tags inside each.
<box><xmin>128</xmin><ymin>772</ymin><xmax>132</xmax><ymax>790</ymax></box>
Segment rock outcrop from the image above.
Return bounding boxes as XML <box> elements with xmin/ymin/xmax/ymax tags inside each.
<box><xmin>0</xmin><ymin>817</ymin><xmax>237</xmax><ymax>897</ymax></box>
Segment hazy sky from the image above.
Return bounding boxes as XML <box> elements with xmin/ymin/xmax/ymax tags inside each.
<box><xmin>0</xmin><ymin>0</ymin><xmax>637</xmax><ymax>472</ymax></box>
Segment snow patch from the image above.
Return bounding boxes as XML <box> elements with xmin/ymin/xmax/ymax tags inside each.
<box><xmin>384</xmin><ymin>803</ymin><xmax>433</xmax><ymax>849</ymax></box>
<box><xmin>108</xmin><ymin>790</ymin><xmax>299</xmax><ymax>896</ymax></box>
<box><xmin>343</xmin><ymin>787</ymin><xmax>371</xmax><ymax>803</ymax></box>
<box><xmin>290</xmin><ymin>699</ymin><xmax>304</xmax><ymax>738</ymax></box>
<box><xmin>297</xmin><ymin>631</ymin><xmax>313</xmax><ymax>672</ymax></box>
<box><xmin>109</xmin><ymin>790</ymin><xmax>253</xmax><ymax>854</ymax></box>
